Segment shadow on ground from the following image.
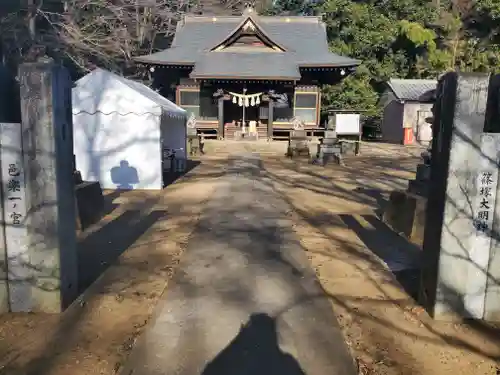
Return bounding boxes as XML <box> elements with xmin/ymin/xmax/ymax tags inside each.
<box><xmin>77</xmin><ymin>209</ymin><xmax>168</xmax><ymax>294</ymax></box>
<box><xmin>76</xmin><ymin>159</ymin><xmax>207</xmax><ymax>294</ymax></box>
<box><xmin>202</xmin><ymin>313</ymin><xmax>306</xmax><ymax>375</ymax></box>
<box><xmin>260</xmin><ymin>151</ymin><xmax>500</xmax><ymax>372</ymax></box>
<box><xmin>339</xmin><ymin>213</ymin><xmax>421</xmax><ymax>300</ymax></box>
<box><xmin>162</xmin><ymin>159</ymin><xmax>201</xmax><ymax>187</ymax></box>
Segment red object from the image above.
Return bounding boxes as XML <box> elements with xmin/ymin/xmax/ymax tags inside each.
<box><xmin>403</xmin><ymin>128</ymin><xmax>414</xmax><ymax>145</ymax></box>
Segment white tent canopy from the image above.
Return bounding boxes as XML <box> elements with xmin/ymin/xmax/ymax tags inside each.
<box><xmin>72</xmin><ymin>68</ymin><xmax>187</xmax><ymax>190</ymax></box>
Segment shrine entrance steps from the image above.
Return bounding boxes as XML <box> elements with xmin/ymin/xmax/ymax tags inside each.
<box><xmin>120</xmin><ymin>153</ymin><xmax>357</xmax><ymax>375</ymax></box>
<box><xmin>224</xmin><ymin>125</ymin><xmax>268</xmax><ymax>140</ymax></box>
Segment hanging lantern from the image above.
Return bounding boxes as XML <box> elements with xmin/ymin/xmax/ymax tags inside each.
<box><xmin>256</xmin><ymin>96</ymin><xmax>260</xmax><ymax>105</ymax></box>
<box><xmin>232</xmin><ymin>96</ymin><xmax>237</xmax><ymax>104</ymax></box>
<box><xmin>250</xmin><ymin>96</ymin><xmax>255</xmax><ymax>106</ymax></box>
<box><xmin>238</xmin><ymin>97</ymin><xmax>243</xmax><ymax>106</ymax></box>
<box><xmin>245</xmin><ymin>97</ymin><xmax>249</xmax><ymax>107</ymax></box>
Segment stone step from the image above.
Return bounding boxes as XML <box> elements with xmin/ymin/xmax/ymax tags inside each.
<box><xmin>383</xmin><ymin>190</ymin><xmax>427</xmax><ymax>248</ymax></box>
<box><xmin>415</xmin><ymin>163</ymin><xmax>431</xmax><ymax>181</ymax></box>
<box><xmin>408</xmin><ymin>179</ymin><xmax>429</xmax><ymax>197</ymax></box>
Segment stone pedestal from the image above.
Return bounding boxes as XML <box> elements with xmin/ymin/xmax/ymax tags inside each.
<box><xmin>408</xmin><ymin>163</ymin><xmax>431</xmax><ymax>196</ymax></box>
<box><xmin>75</xmin><ymin>181</ymin><xmax>104</xmax><ymax>231</ymax></box>
<box><xmin>314</xmin><ymin>129</ymin><xmax>341</xmax><ymax>165</ymax></box>
<box><xmin>18</xmin><ymin>59</ymin><xmax>78</xmax><ymax>313</ymax></box>
<box><xmin>187</xmin><ymin>133</ymin><xmax>202</xmax><ymax>156</ymax></box>
<box><xmin>383</xmin><ymin>190</ymin><xmax>427</xmax><ymax>247</ymax></box>
<box><xmin>287</xmin><ymin>129</ymin><xmax>309</xmax><ymax>158</ymax></box>
<box><xmin>421</xmin><ymin>72</ymin><xmax>500</xmax><ymax>321</ymax></box>
<box><xmin>317</xmin><ymin>139</ymin><xmax>342</xmax><ymax>165</ymax></box>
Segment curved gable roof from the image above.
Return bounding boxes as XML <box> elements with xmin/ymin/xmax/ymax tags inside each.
<box><xmin>134</xmin><ymin>15</ymin><xmax>359</xmax><ymax>67</ymax></box>
<box><xmin>210</xmin><ymin>14</ymin><xmax>287</xmax><ymax>52</ymax></box>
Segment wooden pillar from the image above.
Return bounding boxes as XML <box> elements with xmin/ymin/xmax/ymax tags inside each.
<box><xmin>267</xmin><ymin>99</ymin><xmax>274</xmax><ymax>141</ymax></box>
<box><xmin>218</xmin><ymin>96</ymin><xmax>224</xmax><ymax>140</ymax></box>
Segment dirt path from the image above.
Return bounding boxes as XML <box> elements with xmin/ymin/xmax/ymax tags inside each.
<box><xmin>0</xmin><ymin>158</ymin><xmax>225</xmax><ymax>375</ymax></box>
<box><xmin>262</xmin><ymin>153</ymin><xmax>500</xmax><ymax>375</ymax></box>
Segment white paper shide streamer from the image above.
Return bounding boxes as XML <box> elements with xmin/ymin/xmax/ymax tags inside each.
<box><xmin>228</xmin><ymin>91</ymin><xmax>263</xmax><ymax>107</ymax></box>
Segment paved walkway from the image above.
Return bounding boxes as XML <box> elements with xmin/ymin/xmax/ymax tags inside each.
<box><xmin>120</xmin><ymin>154</ymin><xmax>357</xmax><ymax>375</ymax></box>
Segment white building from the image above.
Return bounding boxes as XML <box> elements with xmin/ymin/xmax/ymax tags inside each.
<box><xmin>72</xmin><ymin>68</ymin><xmax>187</xmax><ymax>190</ymax></box>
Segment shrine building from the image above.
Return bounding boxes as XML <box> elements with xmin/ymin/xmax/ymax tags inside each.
<box><xmin>134</xmin><ymin>6</ymin><xmax>360</xmax><ymax>139</ymax></box>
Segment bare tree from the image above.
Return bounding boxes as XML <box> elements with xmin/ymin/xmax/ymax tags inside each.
<box><xmin>1</xmin><ymin>0</ymin><xmax>269</xmax><ymax>77</ymax></box>
<box><xmin>35</xmin><ymin>0</ymin><xmax>197</xmax><ymax>76</ymax></box>
<box><xmin>0</xmin><ymin>1</ymin><xmax>32</xmax><ymax>64</ymax></box>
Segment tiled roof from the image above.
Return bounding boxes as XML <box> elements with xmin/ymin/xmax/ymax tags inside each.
<box><xmin>134</xmin><ymin>13</ymin><xmax>360</xmax><ymax>80</ymax></box>
<box><xmin>190</xmin><ymin>52</ymin><xmax>301</xmax><ymax>80</ymax></box>
<box><xmin>387</xmin><ymin>79</ymin><xmax>437</xmax><ymax>101</ymax></box>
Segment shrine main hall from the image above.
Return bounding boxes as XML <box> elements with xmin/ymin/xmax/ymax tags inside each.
<box><xmin>134</xmin><ymin>6</ymin><xmax>360</xmax><ymax>140</ymax></box>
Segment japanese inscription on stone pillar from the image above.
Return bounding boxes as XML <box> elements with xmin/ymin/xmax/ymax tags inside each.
<box><xmin>466</xmin><ymin>133</ymin><xmax>499</xmax><ymax>319</ymax></box>
<box><xmin>473</xmin><ymin>171</ymin><xmax>496</xmax><ymax>234</ymax></box>
<box><xmin>0</xmin><ymin>123</ymin><xmax>30</xmax><ymax>312</ymax></box>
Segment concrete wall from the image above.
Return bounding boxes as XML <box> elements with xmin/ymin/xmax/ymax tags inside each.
<box><xmin>380</xmin><ymin>90</ymin><xmax>404</xmax><ymax>144</ymax></box>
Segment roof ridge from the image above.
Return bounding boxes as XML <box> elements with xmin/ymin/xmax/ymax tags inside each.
<box><xmin>183</xmin><ymin>14</ymin><xmax>321</xmax><ymax>24</ymax></box>
<box><xmin>99</xmin><ymin>69</ymin><xmax>185</xmax><ymax>113</ymax></box>
<box><xmin>390</xmin><ymin>78</ymin><xmax>437</xmax><ymax>82</ymax></box>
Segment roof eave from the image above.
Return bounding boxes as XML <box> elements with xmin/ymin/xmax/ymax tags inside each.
<box><xmin>299</xmin><ymin>60</ymin><xmax>361</xmax><ymax>68</ymax></box>
<box><xmin>386</xmin><ymin>82</ymin><xmax>400</xmax><ymax>100</ymax></box>
<box><xmin>133</xmin><ymin>56</ymin><xmax>195</xmax><ymax>66</ymax></box>
<box><xmin>189</xmin><ymin>74</ymin><xmax>300</xmax><ymax>81</ymax></box>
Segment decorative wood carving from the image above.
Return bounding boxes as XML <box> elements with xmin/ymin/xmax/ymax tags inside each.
<box><xmin>292</xmin><ymin>116</ymin><xmax>305</xmax><ymax>130</ymax></box>
<box><xmin>187</xmin><ymin>113</ymin><xmax>197</xmax><ymax>128</ymax></box>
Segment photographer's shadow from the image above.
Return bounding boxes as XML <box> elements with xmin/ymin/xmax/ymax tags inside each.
<box><xmin>202</xmin><ymin>313</ymin><xmax>306</xmax><ymax>375</ymax></box>
<box><xmin>110</xmin><ymin>160</ymin><xmax>139</xmax><ymax>190</ymax></box>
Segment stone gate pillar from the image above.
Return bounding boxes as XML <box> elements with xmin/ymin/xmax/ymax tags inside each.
<box><xmin>421</xmin><ymin>72</ymin><xmax>500</xmax><ymax>321</ymax></box>
<box><xmin>18</xmin><ymin>57</ymin><xmax>78</xmax><ymax>313</ymax></box>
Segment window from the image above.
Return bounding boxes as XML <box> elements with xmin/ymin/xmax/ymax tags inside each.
<box><xmin>179</xmin><ymin>90</ymin><xmax>200</xmax><ymax>118</ymax></box>
<box><xmin>273</xmin><ymin>107</ymin><xmax>294</xmax><ymax>122</ymax></box>
<box><xmin>294</xmin><ymin>92</ymin><xmax>318</xmax><ymax>124</ymax></box>
<box><xmin>179</xmin><ymin>91</ymin><xmax>199</xmax><ymax>106</ymax></box>
<box><xmin>295</xmin><ymin>93</ymin><xmax>317</xmax><ymax>108</ymax></box>
<box><xmin>294</xmin><ymin>108</ymin><xmax>317</xmax><ymax>123</ymax></box>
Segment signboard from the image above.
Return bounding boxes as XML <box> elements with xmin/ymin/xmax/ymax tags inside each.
<box><xmin>0</xmin><ymin>123</ymin><xmax>30</xmax><ymax>312</ymax></box>
<box><xmin>335</xmin><ymin>113</ymin><xmax>361</xmax><ymax>135</ymax></box>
